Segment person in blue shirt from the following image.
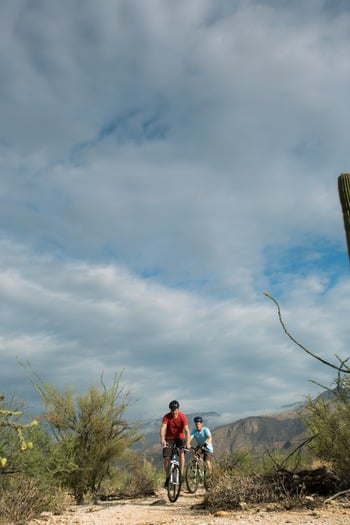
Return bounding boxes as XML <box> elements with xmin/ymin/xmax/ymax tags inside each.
<box><xmin>190</xmin><ymin>416</ymin><xmax>213</xmax><ymax>473</ymax></box>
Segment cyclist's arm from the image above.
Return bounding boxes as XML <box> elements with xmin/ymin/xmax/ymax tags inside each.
<box><xmin>205</xmin><ymin>429</ymin><xmax>212</xmax><ymax>446</ymax></box>
<box><xmin>160</xmin><ymin>423</ymin><xmax>167</xmax><ymax>447</ymax></box>
<box><xmin>184</xmin><ymin>424</ymin><xmax>191</xmax><ymax>448</ymax></box>
<box><xmin>202</xmin><ymin>428</ymin><xmax>213</xmax><ymax>449</ymax></box>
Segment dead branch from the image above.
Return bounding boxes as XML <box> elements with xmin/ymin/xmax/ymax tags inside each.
<box><xmin>263</xmin><ymin>292</ymin><xmax>350</xmax><ymax>374</ymax></box>
<box><xmin>323</xmin><ymin>489</ymin><xmax>350</xmax><ymax>504</ymax></box>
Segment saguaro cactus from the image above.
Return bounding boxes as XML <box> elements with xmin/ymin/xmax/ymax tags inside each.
<box><xmin>338</xmin><ymin>172</ymin><xmax>350</xmax><ymax>261</ymax></box>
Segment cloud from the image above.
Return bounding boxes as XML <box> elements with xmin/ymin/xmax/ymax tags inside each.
<box><xmin>0</xmin><ymin>1</ymin><xmax>349</xmax><ymax>426</ymax></box>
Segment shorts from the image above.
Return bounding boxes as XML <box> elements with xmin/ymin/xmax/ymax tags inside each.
<box><xmin>162</xmin><ymin>438</ymin><xmax>185</xmax><ymax>458</ymax></box>
<box><xmin>202</xmin><ymin>449</ymin><xmax>213</xmax><ymax>462</ymax></box>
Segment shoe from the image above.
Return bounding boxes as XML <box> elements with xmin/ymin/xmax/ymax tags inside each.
<box><xmin>164</xmin><ymin>477</ymin><xmax>169</xmax><ymax>488</ymax></box>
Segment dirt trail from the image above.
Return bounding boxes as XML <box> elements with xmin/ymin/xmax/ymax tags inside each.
<box><xmin>29</xmin><ymin>488</ymin><xmax>350</xmax><ymax>525</ymax></box>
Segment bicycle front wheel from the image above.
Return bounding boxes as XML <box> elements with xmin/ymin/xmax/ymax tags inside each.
<box><xmin>203</xmin><ymin>466</ymin><xmax>212</xmax><ymax>490</ymax></box>
<box><xmin>185</xmin><ymin>460</ymin><xmax>200</xmax><ymax>493</ymax></box>
<box><xmin>167</xmin><ymin>464</ymin><xmax>181</xmax><ymax>502</ymax></box>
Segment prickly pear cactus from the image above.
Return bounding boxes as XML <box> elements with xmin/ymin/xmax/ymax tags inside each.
<box><xmin>338</xmin><ymin>172</ymin><xmax>350</xmax><ymax>261</ymax></box>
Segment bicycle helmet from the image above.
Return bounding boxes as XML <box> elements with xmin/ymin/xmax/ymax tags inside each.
<box><xmin>169</xmin><ymin>400</ymin><xmax>180</xmax><ymax>410</ymax></box>
<box><xmin>194</xmin><ymin>416</ymin><xmax>203</xmax><ymax>423</ymax></box>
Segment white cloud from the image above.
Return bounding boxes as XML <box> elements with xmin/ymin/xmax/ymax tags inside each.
<box><xmin>0</xmin><ymin>1</ymin><xmax>349</xmax><ymax>426</ymax></box>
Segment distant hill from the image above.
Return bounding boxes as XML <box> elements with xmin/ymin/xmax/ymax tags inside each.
<box><xmin>210</xmin><ymin>389</ymin><xmax>345</xmax><ymax>457</ymax></box>
<box><xmin>212</xmin><ymin>409</ymin><xmax>306</xmax><ymax>456</ymax></box>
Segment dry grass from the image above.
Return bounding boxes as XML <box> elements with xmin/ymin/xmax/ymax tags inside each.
<box><xmin>204</xmin><ymin>471</ymin><xmax>315</xmax><ymax>511</ymax></box>
<box><xmin>0</xmin><ymin>474</ymin><xmax>71</xmax><ymax>525</ymax></box>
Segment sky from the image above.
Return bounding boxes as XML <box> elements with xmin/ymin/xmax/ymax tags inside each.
<box><xmin>1</xmin><ymin>0</ymin><xmax>350</xmax><ymax>426</ymax></box>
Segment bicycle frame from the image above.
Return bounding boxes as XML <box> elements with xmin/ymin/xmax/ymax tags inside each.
<box><xmin>185</xmin><ymin>446</ymin><xmax>207</xmax><ymax>493</ymax></box>
<box><xmin>166</xmin><ymin>443</ymin><xmax>184</xmax><ymax>502</ymax></box>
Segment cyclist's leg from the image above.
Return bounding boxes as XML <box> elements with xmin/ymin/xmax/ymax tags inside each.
<box><xmin>179</xmin><ymin>449</ymin><xmax>185</xmax><ymax>477</ymax></box>
<box><xmin>162</xmin><ymin>441</ymin><xmax>173</xmax><ymax>485</ymax></box>
<box><xmin>203</xmin><ymin>450</ymin><xmax>213</xmax><ymax>490</ymax></box>
<box><xmin>203</xmin><ymin>450</ymin><xmax>213</xmax><ymax>474</ymax></box>
<box><xmin>175</xmin><ymin>438</ymin><xmax>186</xmax><ymax>479</ymax></box>
<box><xmin>164</xmin><ymin>457</ymin><xmax>170</xmax><ymax>475</ymax></box>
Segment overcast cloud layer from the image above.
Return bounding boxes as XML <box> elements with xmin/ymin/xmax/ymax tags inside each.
<box><xmin>1</xmin><ymin>0</ymin><xmax>350</xmax><ymax>424</ymax></box>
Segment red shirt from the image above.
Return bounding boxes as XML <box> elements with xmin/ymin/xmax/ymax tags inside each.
<box><xmin>162</xmin><ymin>411</ymin><xmax>188</xmax><ymax>439</ymax></box>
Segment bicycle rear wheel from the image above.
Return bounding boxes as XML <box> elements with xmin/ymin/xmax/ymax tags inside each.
<box><xmin>185</xmin><ymin>460</ymin><xmax>200</xmax><ymax>493</ymax></box>
<box><xmin>167</xmin><ymin>464</ymin><xmax>181</xmax><ymax>502</ymax></box>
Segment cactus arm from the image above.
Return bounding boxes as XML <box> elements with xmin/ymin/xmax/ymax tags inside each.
<box><xmin>338</xmin><ymin>172</ymin><xmax>350</xmax><ymax>261</ymax></box>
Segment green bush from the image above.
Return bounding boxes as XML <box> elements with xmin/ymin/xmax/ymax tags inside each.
<box><xmin>215</xmin><ymin>449</ymin><xmax>254</xmax><ymax>476</ymax></box>
<box><xmin>32</xmin><ymin>371</ymin><xmax>142</xmax><ymax>503</ymax></box>
<box><xmin>121</xmin><ymin>454</ymin><xmax>157</xmax><ymax>497</ymax></box>
<box><xmin>304</xmin><ymin>388</ymin><xmax>350</xmax><ymax>485</ymax></box>
<box><xmin>98</xmin><ymin>451</ymin><xmax>157</xmax><ymax>499</ymax></box>
<box><xmin>0</xmin><ymin>420</ymin><xmax>72</xmax><ymax>524</ymax></box>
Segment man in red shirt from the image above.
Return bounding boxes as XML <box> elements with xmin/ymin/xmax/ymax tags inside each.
<box><xmin>160</xmin><ymin>400</ymin><xmax>191</xmax><ymax>487</ymax></box>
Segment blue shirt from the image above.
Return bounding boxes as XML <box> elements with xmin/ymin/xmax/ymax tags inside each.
<box><xmin>190</xmin><ymin>426</ymin><xmax>213</xmax><ymax>452</ymax></box>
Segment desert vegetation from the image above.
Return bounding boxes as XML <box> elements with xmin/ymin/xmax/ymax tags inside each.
<box><xmin>0</xmin><ymin>371</ymin><xmax>157</xmax><ymax>524</ymax></box>
<box><xmin>1</xmin><ymin>174</ymin><xmax>349</xmax><ymax>523</ymax></box>
<box><xmin>2</xmin><ymin>359</ymin><xmax>350</xmax><ymax>524</ymax></box>
<box><xmin>2</xmin><ymin>310</ymin><xmax>350</xmax><ymax>525</ymax></box>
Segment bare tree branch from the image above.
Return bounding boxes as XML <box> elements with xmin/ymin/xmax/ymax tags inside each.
<box><xmin>263</xmin><ymin>292</ymin><xmax>350</xmax><ymax>373</ymax></box>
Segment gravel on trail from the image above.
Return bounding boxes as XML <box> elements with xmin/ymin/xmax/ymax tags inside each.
<box><xmin>29</xmin><ymin>489</ymin><xmax>350</xmax><ymax>525</ymax></box>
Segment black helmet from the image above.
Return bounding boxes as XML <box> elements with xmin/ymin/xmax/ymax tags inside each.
<box><xmin>194</xmin><ymin>416</ymin><xmax>203</xmax><ymax>423</ymax></box>
<box><xmin>169</xmin><ymin>400</ymin><xmax>180</xmax><ymax>410</ymax></box>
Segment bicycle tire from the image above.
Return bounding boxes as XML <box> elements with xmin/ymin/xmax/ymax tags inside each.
<box><xmin>185</xmin><ymin>460</ymin><xmax>200</xmax><ymax>494</ymax></box>
<box><xmin>203</xmin><ymin>466</ymin><xmax>211</xmax><ymax>490</ymax></box>
<box><xmin>167</xmin><ymin>463</ymin><xmax>181</xmax><ymax>502</ymax></box>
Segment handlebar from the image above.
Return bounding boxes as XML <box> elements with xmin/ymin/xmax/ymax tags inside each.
<box><xmin>165</xmin><ymin>443</ymin><xmax>191</xmax><ymax>453</ymax></box>
<box><xmin>191</xmin><ymin>445</ymin><xmax>207</xmax><ymax>456</ymax></box>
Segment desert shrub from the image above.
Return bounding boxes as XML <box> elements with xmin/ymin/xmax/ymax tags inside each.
<box><xmin>31</xmin><ymin>371</ymin><xmax>142</xmax><ymax>503</ymax></box>
<box><xmin>99</xmin><ymin>452</ymin><xmax>157</xmax><ymax>499</ymax></box>
<box><xmin>0</xmin><ymin>398</ymin><xmax>72</xmax><ymax>523</ymax></box>
<box><xmin>121</xmin><ymin>458</ymin><xmax>157</xmax><ymax>497</ymax></box>
<box><xmin>204</xmin><ymin>471</ymin><xmax>279</xmax><ymax>509</ymax></box>
<box><xmin>214</xmin><ymin>449</ymin><xmax>254</xmax><ymax>476</ymax></box>
<box><xmin>204</xmin><ymin>468</ymin><xmax>312</xmax><ymax>510</ymax></box>
<box><xmin>0</xmin><ymin>473</ymin><xmax>71</xmax><ymax>525</ymax></box>
<box><xmin>259</xmin><ymin>442</ymin><xmax>315</xmax><ymax>474</ymax></box>
<box><xmin>0</xmin><ymin>423</ymin><xmax>72</xmax><ymax>524</ymax></box>
<box><xmin>205</xmin><ymin>444</ymin><xmax>321</xmax><ymax>511</ymax></box>
<box><xmin>304</xmin><ymin>388</ymin><xmax>350</xmax><ymax>486</ymax></box>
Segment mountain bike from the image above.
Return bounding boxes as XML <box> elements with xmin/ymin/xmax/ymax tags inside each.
<box><xmin>166</xmin><ymin>442</ymin><xmax>186</xmax><ymax>502</ymax></box>
<box><xmin>185</xmin><ymin>446</ymin><xmax>210</xmax><ymax>493</ymax></box>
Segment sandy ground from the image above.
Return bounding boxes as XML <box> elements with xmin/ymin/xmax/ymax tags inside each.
<box><xmin>29</xmin><ymin>488</ymin><xmax>350</xmax><ymax>525</ymax></box>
